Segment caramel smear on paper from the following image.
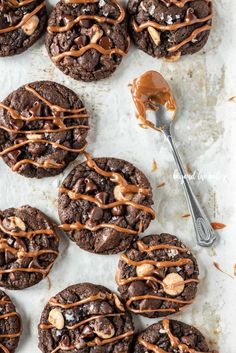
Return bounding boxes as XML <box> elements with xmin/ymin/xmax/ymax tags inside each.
<box><xmin>151</xmin><ymin>159</ymin><xmax>158</xmax><ymax>172</ymax></box>
<box><xmin>213</xmin><ymin>262</ymin><xmax>234</xmax><ymax>279</ymax></box>
<box><xmin>211</xmin><ymin>222</ymin><xmax>226</xmax><ymax>230</ymax></box>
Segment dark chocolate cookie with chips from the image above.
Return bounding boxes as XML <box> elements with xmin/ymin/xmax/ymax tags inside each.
<box><xmin>0</xmin><ymin>205</ymin><xmax>59</xmax><ymax>289</ymax></box>
<box><xmin>0</xmin><ymin>0</ymin><xmax>47</xmax><ymax>56</ymax></box>
<box><xmin>134</xmin><ymin>319</ymin><xmax>217</xmax><ymax>353</ymax></box>
<box><xmin>116</xmin><ymin>234</ymin><xmax>199</xmax><ymax>318</ymax></box>
<box><xmin>38</xmin><ymin>283</ymin><xmax>134</xmax><ymax>353</ymax></box>
<box><xmin>58</xmin><ymin>154</ymin><xmax>155</xmax><ymax>254</ymax></box>
<box><xmin>0</xmin><ymin>81</ymin><xmax>89</xmax><ymax>178</ymax></box>
<box><xmin>127</xmin><ymin>0</ymin><xmax>212</xmax><ymax>61</ymax></box>
<box><xmin>45</xmin><ymin>0</ymin><xmax>130</xmax><ymax>81</ymax></box>
<box><xmin>0</xmin><ymin>289</ymin><xmax>22</xmax><ymax>352</ymax></box>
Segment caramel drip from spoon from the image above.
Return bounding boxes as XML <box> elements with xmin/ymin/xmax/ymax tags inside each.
<box><xmin>131</xmin><ymin>70</ymin><xmax>176</xmax><ymax>131</ymax></box>
<box><xmin>60</xmin><ymin>187</ymin><xmax>155</xmax><ymax>218</ymax></box>
<box><xmin>0</xmin><ymin>2</ymin><xmax>45</xmax><ymax>34</ymax></box>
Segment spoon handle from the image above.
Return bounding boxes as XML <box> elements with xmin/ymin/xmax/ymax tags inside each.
<box><xmin>163</xmin><ymin>127</ymin><xmax>216</xmax><ymax>247</ymax></box>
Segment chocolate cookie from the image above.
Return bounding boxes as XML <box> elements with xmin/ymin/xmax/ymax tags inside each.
<box><xmin>0</xmin><ymin>81</ymin><xmax>89</xmax><ymax>178</ymax></box>
<box><xmin>0</xmin><ymin>0</ymin><xmax>47</xmax><ymax>57</ymax></box>
<box><xmin>116</xmin><ymin>234</ymin><xmax>199</xmax><ymax>318</ymax></box>
<box><xmin>127</xmin><ymin>0</ymin><xmax>212</xmax><ymax>60</ymax></box>
<box><xmin>45</xmin><ymin>0</ymin><xmax>130</xmax><ymax>82</ymax></box>
<box><xmin>0</xmin><ymin>289</ymin><xmax>22</xmax><ymax>352</ymax></box>
<box><xmin>58</xmin><ymin>153</ymin><xmax>155</xmax><ymax>254</ymax></box>
<box><xmin>134</xmin><ymin>319</ymin><xmax>217</xmax><ymax>353</ymax></box>
<box><xmin>38</xmin><ymin>283</ymin><xmax>134</xmax><ymax>353</ymax></box>
<box><xmin>0</xmin><ymin>205</ymin><xmax>59</xmax><ymax>290</ymax></box>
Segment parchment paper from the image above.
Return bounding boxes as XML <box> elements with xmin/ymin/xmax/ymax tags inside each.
<box><xmin>0</xmin><ymin>0</ymin><xmax>235</xmax><ymax>351</ymax></box>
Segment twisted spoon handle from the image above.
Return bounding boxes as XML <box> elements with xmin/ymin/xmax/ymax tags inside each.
<box><xmin>163</xmin><ymin>127</ymin><xmax>216</xmax><ymax>247</ymax></box>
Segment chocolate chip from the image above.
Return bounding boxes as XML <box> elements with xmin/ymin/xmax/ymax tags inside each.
<box><xmin>181</xmin><ymin>334</ymin><xmax>196</xmax><ymax>347</ymax></box>
<box><xmin>111</xmin><ymin>205</ymin><xmax>125</xmax><ymax>216</ymax></box>
<box><xmin>78</xmin><ymin>19</ymin><xmax>92</xmax><ymax>28</ymax></box>
<box><xmin>95</xmin><ymin>192</ymin><xmax>108</xmax><ymax>204</ymax></box>
<box><xmin>74</xmin><ymin>35</ymin><xmax>88</xmax><ymax>48</ymax></box>
<box><xmin>13</xmin><ymin>238</ymin><xmax>27</xmax><ymax>252</ymax></box>
<box><xmin>60</xmin><ymin>335</ymin><xmax>70</xmax><ymax>347</ymax></box>
<box><xmin>80</xmin><ymin>325</ymin><xmax>94</xmax><ymax>338</ymax></box>
<box><xmin>29</xmin><ymin>101</ymin><xmax>41</xmax><ymax>117</ymax></box>
<box><xmin>184</xmin><ymin>262</ymin><xmax>194</xmax><ymax>275</ymax></box>
<box><xmin>28</xmin><ymin>142</ymin><xmax>46</xmax><ymax>156</ymax></box>
<box><xmin>29</xmin><ymin>257</ymin><xmax>42</xmax><ymax>269</ymax></box>
<box><xmin>99</xmin><ymin>36</ymin><xmax>113</xmax><ymax>50</ymax></box>
<box><xmin>7</xmin><ymin>150</ymin><xmax>21</xmax><ymax>161</ymax></box>
<box><xmin>62</xmin><ymin>15</ymin><xmax>73</xmax><ymax>25</ymax></box>
<box><xmin>5</xmin><ymin>251</ymin><xmax>15</xmax><ymax>264</ymax></box>
<box><xmin>85</xmin><ymin>178</ymin><xmax>97</xmax><ymax>193</ymax></box>
<box><xmin>10</xmin><ymin>119</ymin><xmax>24</xmax><ymax>130</ymax></box>
<box><xmin>89</xmin><ymin>207</ymin><xmax>103</xmax><ymax>221</ymax></box>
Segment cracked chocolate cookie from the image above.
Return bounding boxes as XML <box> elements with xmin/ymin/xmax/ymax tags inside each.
<box><xmin>0</xmin><ymin>289</ymin><xmax>22</xmax><ymax>352</ymax></box>
<box><xmin>0</xmin><ymin>0</ymin><xmax>47</xmax><ymax>57</ymax></box>
<box><xmin>0</xmin><ymin>81</ymin><xmax>89</xmax><ymax>178</ymax></box>
<box><xmin>45</xmin><ymin>0</ymin><xmax>130</xmax><ymax>82</ymax></box>
<box><xmin>127</xmin><ymin>0</ymin><xmax>212</xmax><ymax>60</ymax></box>
<box><xmin>134</xmin><ymin>319</ymin><xmax>217</xmax><ymax>353</ymax></box>
<box><xmin>116</xmin><ymin>233</ymin><xmax>199</xmax><ymax>318</ymax></box>
<box><xmin>58</xmin><ymin>153</ymin><xmax>155</xmax><ymax>254</ymax></box>
<box><xmin>0</xmin><ymin>205</ymin><xmax>59</xmax><ymax>290</ymax></box>
<box><xmin>38</xmin><ymin>282</ymin><xmax>134</xmax><ymax>353</ymax></box>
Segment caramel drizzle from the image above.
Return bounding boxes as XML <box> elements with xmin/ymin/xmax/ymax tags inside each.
<box><xmin>48</xmin><ymin>0</ymin><xmax>125</xmax><ymax>33</ymax></box>
<box><xmin>52</xmin><ymin>43</ymin><xmax>129</xmax><ymax>63</ymax></box>
<box><xmin>133</xmin><ymin>1</ymin><xmax>212</xmax><ymax>53</ymax></box>
<box><xmin>160</xmin><ymin>0</ymin><xmax>200</xmax><ymax>7</ymax></box>
<box><xmin>138</xmin><ymin>319</ymin><xmax>217</xmax><ymax>353</ymax></box>
<box><xmin>118</xmin><ymin>243</ymin><xmax>198</xmax><ymax>314</ymax></box>
<box><xmin>0</xmin><ymin>85</ymin><xmax>89</xmax><ymax>171</ymax></box>
<box><xmin>60</xmin><ymin>186</ymin><xmax>155</xmax><ymax>218</ymax></box>
<box><xmin>49</xmin><ymin>0</ymin><xmax>129</xmax><ymax>63</ymax></box>
<box><xmin>60</xmin><ymin>152</ymin><xmax>154</xmax><ymax>235</ymax></box>
<box><xmin>0</xmin><ymin>1</ymin><xmax>45</xmax><ymax>34</ymax></box>
<box><xmin>0</xmin><ymin>217</ymin><xmax>58</xmax><ymax>278</ymax></box>
<box><xmin>0</xmin><ymin>299</ymin><xmax>22</xmax><ymax>353</ymax></box>
<box><xmin>7</xmin><ymin>0</ymin><xmax>34</xmax><ymax>7</ymax></box>
<box><xmin>40</xmin><ymin>291</ymin><xmax>134</xmax><ymax>352</ymax></box>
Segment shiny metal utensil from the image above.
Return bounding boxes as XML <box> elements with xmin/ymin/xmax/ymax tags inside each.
<box><xmin>153</xmin><ymin>105</ymin><xmax>216</xmax><ymax>247</ymax></box>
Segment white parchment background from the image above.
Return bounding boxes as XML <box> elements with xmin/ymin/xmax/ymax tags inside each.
<box><xmin>0</xmin><ymin>0</ymin><xmax>236</xmax><ymax>351</ymax></box>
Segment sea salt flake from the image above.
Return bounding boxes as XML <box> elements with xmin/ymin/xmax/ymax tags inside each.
<box><xmin>64</xmin><ymin>311</ymin><xmax>75</xmax><ymax>321</ymax></box>
<box><xmin>176</xmin><ymin>14</ymin><xmax>180</xmax><ymax>19</ymax></box>
<box><xmin>159</xmin><ymin>328</ymin><xmax>166</xmax><ymax>334</ymax></box>
<box><xmin>176</xmin><ymin>266</ymin><xmax>182</xmax><ymax>272</ymax></box>
<box><xmin>149</xmin><ymin>4</ymin><xmax>155</xmax><ymax>15</ymax></box>
<box><xmin>160</xmin><ymin>13</ymin><xmax>164</xmax><ymax>20</ymax></box>
<box><xmin>167</xmin><ymin>249</ymin><xmax>179</xmax><ymax>258</ymax></box>
<box><xmin>192</xmin><ymin>38</ymin><xmax>198</xmax><ymax>43</ymax></box>
<box><xmin>99</xmin><ymin>0</ymin><xmax>106</xmax><ymax>7</ymax></box>
<box><xmin>166</xmin><ymin>14</ymin><xmax>173</xmax><ymax>25</ymax></box>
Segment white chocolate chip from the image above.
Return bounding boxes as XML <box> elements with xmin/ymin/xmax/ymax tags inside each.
<box><xmin>6</xmin><ymin>216</ymin><xmax>26</xmax><ymax>231</ymax></box>
<box><xmin>48</xmin><ymin>308</ymin><xmax>64</xmax><ymax>330</ymax></box>
<box><xmin>113</xmin><ymin>294</ymin><xmax>125</xmax><ymax>312</ymax></box>
<box><xmin>163</xmin><ymin>273</ymin><xmax>185</xmax><ymax>296</ymax></box>
<box><xmin>26</xmin><ymin>133</ymin><xmax>44</xmax><ymax>140</ymax></box>
<box><xmin>113</xmin><ymin>185</ymin><xmax>132</xmax><ymax>201</ymax></box>
<box><xmin>22</xmin><ymin>15</ymin><xmax>39</xmax><ymax>36</ymax></box>
<box><xmin>136</xmin><ymin>263</ymin><xmax>155</xmax><ymax>277</ymax></box>
<box><xmin>147</xmin><ymin>26</ymin><xmax>161</xmax><ymax>46</ymax></box>
<box><xmin>90</xmin><ymin>25</ymin><xmax>103</xmax><ymax>44</ymax></box>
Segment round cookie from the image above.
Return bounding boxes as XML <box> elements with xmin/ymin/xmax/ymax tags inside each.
<box><xmin>58</xmin><ymin>154</ymin><xmax>155</xmax><ymax>254</ymax></box>
<box><xmin>45</xmin><ymin>0</ymin><xmax>130</xmax><ymax>82</ymax></box>
<box><xmin>116</xmin><ymin>233</ymin><xmax>199</xmax><ymax>318</ymax></box>
<box><xmin>0</xmin><ymin>289</ymin><xmax>22</xmax><ymax>353</ymax></box>
<box><xmin>127</xmin><ymin>0</ymin><xmax>213</xmax><ymax>60</ymax></box>
<box><xmin>0</xmin><ymin>81</ymin><xmax>89</xmax><ymax>178</ymax></box>
<box><xmin>0</xmin><ymin>205</ymin><xmax>59</xmax><ymax>290</ymax></box>
<box><xmin>38</xmin><ymin>283</ymin><xmax>134</xmax><ymax>353</ymax></box>
<box><xmin>0</xmin><ymin>0</ymin><xmax>47</xmax><ymax>57</ymax></box>
<box><xmin>134</xmin><ymin>319</ymin><xmax>217</xmax><ymax>353</ymax></box>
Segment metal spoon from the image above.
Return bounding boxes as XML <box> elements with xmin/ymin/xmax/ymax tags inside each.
<box><xmin>153</xmin><ymin>105</ymin><xmax>216</xmax><ymax>247</ymax></box>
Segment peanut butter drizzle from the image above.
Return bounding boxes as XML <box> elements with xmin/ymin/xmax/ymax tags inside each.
<box><xmin>0</xmin><ymin>217</ymin><xmax>58</xmax><ymax>278</ymax></box>
<box><xmin>0</xmin><ymin>1</ymin><xmax>45</xmax><ymax>34</ymax></box>
<box><xmin>8</xmin><ymin>0</ymin><xmax>34</xmax><ymax>7</ymax></box>
<box><xmin>120</xmin><ymin>253</ymin><xmax>191</xmax><ymax>268</ymax></box>
<box><xmin>0</xmin><ymin>84</ymin><xmax>89</xmax><ymax>171</ymax></box>
<box><xmin>60</xmin><ymin>186</ymin><xmax>155</xmax><ymax>218</ymax></box>
<box><xmin>0</xmin><ymin>304</ymin><xmax>22</xmax><ymax>353</ymax></box>
<box><xmin>52</xmin><ymin>43</ymin><xmax>128</xmax><ymax>63</ymax></box>
<box><xmin>59</xmin><ymin>220</ymin><xmax>143</xmax><ymax>235</ymax></box>
<box><xmin>168</xmin><ymin>24</ymin><xmax>211</xmax><ymax>52</ymax></box>
<box><xmin>160</xmin><ymin>0</ymin><xmax>197</xmax><ymax>7</ymax></box>
<box><xmin>48</xmin><ymin>0</ymin><xmax>125</xmax><ymax>33</ymax></box>
<box><xmin>131</xmin><ymin>71</ymin><xmax>176</xmax><ymax>131</ymax></box>
<box><xmin>137</xmin><ymin>240</ymin><xmax>190</xmax><ymax>252</ymax></box>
